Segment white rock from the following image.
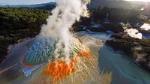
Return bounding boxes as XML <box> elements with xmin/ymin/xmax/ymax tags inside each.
<box><xmin>140</xmin><ymin>23</ymin><xmax>150</xmax><ymax>31</ymax></box>
<box><xmin>125</xmin><ymin>28</ymin><xmax>142</xmax><ymax>39</ymax></box>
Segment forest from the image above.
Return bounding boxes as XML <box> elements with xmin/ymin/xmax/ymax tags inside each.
<box><xmin>0</xmin><ymin>8</ymin><xmax>49</xmax><ymax>62</ymax></box>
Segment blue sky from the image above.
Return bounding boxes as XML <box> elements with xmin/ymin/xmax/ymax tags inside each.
<box><xmin>0</xmin><ymin>0</ymin><xmax>55</xmax><ymax>5</ymax></box>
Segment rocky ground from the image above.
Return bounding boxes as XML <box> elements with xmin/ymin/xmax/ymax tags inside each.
<box><xmin>106</xmin><ymin>34</ymin><xmax>150</xmax><ymax>71</ymax></box>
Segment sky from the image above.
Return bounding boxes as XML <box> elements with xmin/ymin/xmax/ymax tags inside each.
<box><xmin>0</xmin><ymin>0</ymin><xmax>55</xmax><ymax>5</ymax></box>
<box><xmin>0</xmin><ymin>0</ymin><xmax>150</xmax><ymax>5</ymax></box>
<box><xmin>125</xmin><ymin>0</ymin><xmax>150</xmax><ymax>2</ymax></box>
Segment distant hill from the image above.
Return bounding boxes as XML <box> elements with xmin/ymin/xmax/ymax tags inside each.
<box><xmin>0</xmin><ymin>2</ymin><xmax>56</xmax><ymax>10</ymax></box>
<box><xmin>90</xmin><ymin>0</ymin><xmax>150</xmax><ymax>16</ymax></box>
<box><xmin>90</xmin><ymin>0</ymin><xmax>149</xmax><ymax>9</ymax></box>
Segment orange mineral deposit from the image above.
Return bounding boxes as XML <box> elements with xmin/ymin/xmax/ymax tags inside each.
<box><xmin>43</xmin><ymin>58</ymin><xmax>77</xmax><ymax>81</ymax></box>
<box><xmin>78</xmin><ymin>49</ymin><xmax>92</xmax><ymax>58</ymax></box>
<box><xmin>43</xmin><ymin>46</ymin><xmax>92</xmax><ymax>82</ymax></box>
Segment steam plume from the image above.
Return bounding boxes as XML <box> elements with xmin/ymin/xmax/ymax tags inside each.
<box><xmin>24</xmin><ymin>0</ymin><xmax>90</xmax><ymax>65</ymax></box>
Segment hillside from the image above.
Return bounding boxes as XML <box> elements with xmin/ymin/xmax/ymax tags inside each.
<box><xmin>90</xmin><ymin>0</ymin><xmax>148</xmax><ymax>9</ymax></box>
<box><xmin>0</xmin><ymin>2</ymin><xmax>56</xmax><ymax>10</ymax></box>
<box><xmin>0</xmin><ymin>8</ymin><xmax>49</xmax><ymax>62</ymax></box>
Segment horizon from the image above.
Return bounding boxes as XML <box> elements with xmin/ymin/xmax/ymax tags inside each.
<box><xmin>0</xmin><ymin>0</ymin><xmax>55</xmax><ymax>5</ymax></box>
<box><xmin>1</xmin><ymin>0</ymin><xmax>150</xmax><ymax>6</ymax></box>
<box><xmin>125</xmin><ymin>0</ymin><xmax>150</xmax><ymax>2</ymax></box>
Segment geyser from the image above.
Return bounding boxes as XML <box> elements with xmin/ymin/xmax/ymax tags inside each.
<box><xmin>22</xmin><ymin>0</ymin><xmax>92</xmax><ymax>82</ymax></box>
<box><xmin>23</xmin><ymin>0</ymin><xmax>90</xmax><ymax>65</ymax></box>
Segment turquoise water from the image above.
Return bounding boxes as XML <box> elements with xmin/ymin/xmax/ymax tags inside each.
<box><xmin>79</xmin><ymin>32</ymin><xmax>150</xmax><ymax>84</ymax></box>
<box><xmin>100</xmin><ymin>45</ymin><xmax>150</xmax><ymax>84</ymax></box>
